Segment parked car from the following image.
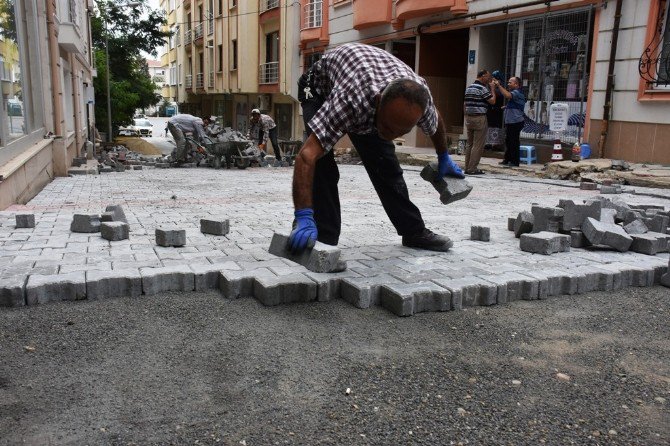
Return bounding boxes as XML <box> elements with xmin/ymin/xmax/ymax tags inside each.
<box><xmin>118</xmin><ymin>118</ymin><xmax>153</xmax><ymax>137</ymax></box>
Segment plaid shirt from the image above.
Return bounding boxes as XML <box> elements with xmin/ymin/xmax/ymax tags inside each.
<box><xmin>249</xmin><ymin>114</ymin><xmax>276</xmax><ymax>144</ymax></box>
<box><xmin>308</xmin><ymin>43</ymin><xmax>438</xmax><ymax>152</ymax></box>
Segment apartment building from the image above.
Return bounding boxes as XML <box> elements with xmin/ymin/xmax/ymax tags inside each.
<box><xmin>0</xmin><ymin>0</ymin><xmax>96</xmax><ymax>209</ymax></box>
<box><xmin>300</xmin><ymin>0</ymin><xmax>670</xmax><ymax>164</ymax></box>
<box><xmin>160</xmin><ymin>0</ymin><xmax>302</xmax><ymax>139</ymax></box>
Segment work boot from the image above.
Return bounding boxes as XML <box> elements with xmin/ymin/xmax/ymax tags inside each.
<box><xmin>402</xmin><ymin>228</ymin><xmax>453</xmax><ymax>252</ymax></box>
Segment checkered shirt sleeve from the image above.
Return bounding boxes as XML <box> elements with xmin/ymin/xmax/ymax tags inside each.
<box><xmin>308</xmin><ymin>44</ymin><xmax>438</xmax><ymax>152</ymax></box>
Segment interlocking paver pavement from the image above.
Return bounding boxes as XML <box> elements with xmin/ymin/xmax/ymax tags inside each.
<box><xmin>2</xmin><ymin>165</ymin><xmax>669</xmax><ymax>314</ymax></box>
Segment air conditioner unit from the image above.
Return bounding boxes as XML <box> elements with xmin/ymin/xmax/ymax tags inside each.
<box><xmin>257</xmin><ymin>94</ymin><xmax>271</xmax><ymax>111</ymax></box>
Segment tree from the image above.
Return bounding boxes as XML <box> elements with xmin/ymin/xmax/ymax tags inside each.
<box><xmin>0</xmin><ymin>0</ymin><xmax>17</xmax><ymax>42</ymax></box>
<box><xmin>91</xmin><ymin>0</ymin><xmax>171</xmax><ymax>135</ymax></box>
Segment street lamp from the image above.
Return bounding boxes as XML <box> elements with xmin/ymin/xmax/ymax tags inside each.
<box><xmin>103</xmin><ymin>1</ymin><xmax>141</xmax><ymax>142</ymax></box>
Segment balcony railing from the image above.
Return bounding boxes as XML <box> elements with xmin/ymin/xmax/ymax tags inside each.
<box><xmin>208</xmin><ymin>15</ymin><xmax>214</xmax><ymax>35</ymax></box>
<box><xmin>184</xmin><ymin>28</ymin><xmax>192</xmax><ymax>45</ymax></box>
<box><xmin>185</xmin><ymin>74</ymin><xmax>193</xmax><ymax>89</ymax></box>
<box><xmin>68</xmin><ymin>0</ymin><xmax>77</xmax><ymax>24</ymax></box>
<box><xmin>194</xmin><ymin>23</ymin><xmax>204</xmax><ymax>41</ymax></box>
<box><xmin>259</xmin><ymin>61</ymin><xmax>279</xmax><ymax>84</ymax></box>
<box><xmin>196</xmin><ymin>72</ymin><xmax>204</xmax><ymax>89</ymax></box>
<box><xmin>303</xmin><ymin>0</ymin><xmax>323</xmax><ymax>29</ymax></box>
<box><xmin>208</xmin><ymin>71</ymin><xmax>215</xmax><ymax>88</ymax></box>
<box><xmin>260</xmin><ymin>0</ymin><xmax>280</xmax><ymax>13</ymax></box>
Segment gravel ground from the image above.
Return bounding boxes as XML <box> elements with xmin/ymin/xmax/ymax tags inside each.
<box><xmin>1</xmin><ymin>288</ymin><xmax>669</xmax><ymax>445</ymax></box>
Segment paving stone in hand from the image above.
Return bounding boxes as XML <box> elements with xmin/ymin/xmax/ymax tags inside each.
<box><xmin>420</xmin><ymin>162</ymin><xmax>473</xmax><ymax>205</ymax></box>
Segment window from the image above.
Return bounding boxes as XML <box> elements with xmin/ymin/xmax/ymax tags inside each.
<box><xmin>304</xmin><ymin>0</ymin><xmax>323</xmax><ymax>28</ymax></box>
<box><xmin>266</xmin><ymin>31</ymin><xmax>279</xmax><ymax>63</ymax></box>
<box><xmin>170</xmin><ymin>62</ymin><xmax>177</xmax><ymax>85</ymax></box>
<box><xmin>657</xmin><ymin>0</ymin><xmax>670</xmax><ymax>87</ymax></box>
<box><xmin>304</xmin><ymin>52</ymin><xmax>322</xmax><ymax>71</ymax></box>
<box><xmin>639</xmin><ymin>0</ymin><xmax>670</xmax><ymax>97</ymax></box>
<box><xmin>169</xmin><ymin>0</ymin><xmax>175</xmax><ymax>12</ymax></box>
<box><xmin>218</xmin><ymin>44</ymin><xmax>224</xmax><ymax>72</ymax></box>
<box><xmin>231</xmin><ymin>39</ymin><xmax>237</xmax><ymax>70</ymax></box>
<box><xmin>0</xmin><ymin>0</ymin><xmax>45</xmax><ymax>153</ymax></box>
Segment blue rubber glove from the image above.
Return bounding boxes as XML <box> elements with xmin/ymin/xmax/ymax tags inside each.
<box><xmin>288</xmin><ymin>208</ymin><xmax>318</xmax><ymax>253</ymax></box>
<box><xmin>437</xmin><ymin>152</ymin><xmax>465</xmax><ymax>180</ymax></box>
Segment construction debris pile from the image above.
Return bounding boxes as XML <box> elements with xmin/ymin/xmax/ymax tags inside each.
<box><xmin>510</xmin><ymin>196</ymin><xmax>670</xmax><ymax>256</ymax></box>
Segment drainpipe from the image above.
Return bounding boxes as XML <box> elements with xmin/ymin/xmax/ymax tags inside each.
<box><xmin>597</xmin><ymin>0</ymin><xmax>622</xmax><ymax>159</ymax></box>
<box><xmin>45</xmin><ymin>0</ymin><xmax>63</xmax><ymax>136</ymax></box>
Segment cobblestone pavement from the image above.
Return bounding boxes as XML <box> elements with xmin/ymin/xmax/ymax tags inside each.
<box><xmin>1</xmin><ymin>164</ymin><xmax>669</xmax><ymax>313</ymax></box>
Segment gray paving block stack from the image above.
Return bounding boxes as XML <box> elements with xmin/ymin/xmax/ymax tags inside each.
<box><xmin>86</xmin><ymin>269</ymin><xmax>142</xmax><ymax>299</ymax></box>
<box><xmin>380</xmin><ymin>282</ymin><xmax>451</xmax><ymax>316</ymax></box>
<box><xmin>1</xmin><ymin>276</ymin><xmax>26</xmax><ymax>307</ymax></box>
<box><xmin>200</xmin><ymin>218</ymin><xmax>230</xmax><ymax>236</ymax></box>
<box><xmin>580</xmin><ymin>182</ymin><xmax>598</xmax><ymax>190</ymax></box>
<box><xmin>71</xmin><ymin>214</ymin><xmax>101</xmax><ymax>233</ymax></box>
<box><xmin>582</xmin><ymin>217</ymin><xmax>633</xmax><ymax>252</ymax></box>
<box><xmin>514</xmin><ymin>211</ymin><xmax>534</xmax><ymax>238</ymax></box>
<box><xmin>420</xmin><ymin>162</ymin><xmax>473</xmax><ymax>205</ymax></box>
<box><xmin>268</xmin><ymin>232</ymin><xmax>346</xmax><ymax>273</ymax></box>
<box><xmin>105</xmin><ymin>205</ymin><xmax>128</xmax><ymax>224</ymax></box>
<box><xmin>593</xmin><ymin>197</ymin><xmax>631</xmax><ymax>221</ymax></box>
<box><xmin>647</xmin><ymin>214</ymin><xmax>669</xmax><ymax>234</ymax></box>
<box><xmin>101</xmin><ymin>221</ymin><xmax>130</xmax><ymax>241</ymax></box>
<box><xmin>624</xmin><ymin>210</ymin><xmax>644</xmax><ymax>225</ymax></box>
<box><xmin>253</xmin><ymin>273</ymin><xmax>317</xmax><ymax>306</ymax></box>
<box><xmin>470</xmin><ymin>225</ymin><xmax>490</xmax><ymax>242</ymax></box>
<box><xmin>140</xmin><ymin>266</ymin><xmax>195</xmax><ymax>295</ymax></box>
<box><xmin>570</xmin><ymin>230</ymin><xmax>590</xmax><ymax>248</ymax></box>
<box><xmin>431</xmin><ymin>277</ymin><xmax>497</xmax><ymax>308</ymax></box>
<box><xmin>26</xmin><ymin>272</ymin><xmax>86</xmax><ymax>305</ymax></box>
<box><xmin>520</xmin><ymin>231</ymin><xmax>571</xmax><ymax>255</ymax></box>
<box><xmin>155</xmin><ymin>227</ymin><xmax>186</xmax><ymax>247</ymax></box>
<box><xmin>629</xmin><ymin>232</ymin><xmax>670</xmax><ymax>255</ymax></box>
<box><xmin>340</xmin><ymin>274</ymin><xmax>402</xmax><ymax>309</ymax></box>
<box><xmin>15</xmin><ymin>213</ymin><xmax>35</xmax><ymax>228</ymax></box>
<box><xmin>623</xmin><ymin>219</ymin><xmax>649</xmax><ymax>235</ymax></box>
<box><xmin>531</xmin><ymin>206</ymin><xmax>564</xmax><ymax>233</ymax></box>
<box><xmin>559</xmin><ymin>200</ymin><xmax>601</xmax><ymax>231</ymax></box>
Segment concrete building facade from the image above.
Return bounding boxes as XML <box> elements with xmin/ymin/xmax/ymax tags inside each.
<box><xmin>0</xmin><ymin>0</ymin><xmax>96</xmax><ymax>210</ymax></box>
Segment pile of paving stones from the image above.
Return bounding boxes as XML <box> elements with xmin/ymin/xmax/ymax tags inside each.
<box><xmin>509</xmin><ymin>196</ymin><xmax>670</xmax><ymax>256</ymax></box>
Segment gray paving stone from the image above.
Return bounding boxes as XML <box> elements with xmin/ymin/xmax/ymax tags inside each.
<box><xmin>600</xmin><ymin>208</ymin><xmax>618</xmax><ymax>224</ymax></box>
<box><xmin>531</xmin><ymin>206</ymin><xmax>564</xmax><ymax>233</ymax></box>
<box><xmin>582</xmin><ymin>218</ymin><xmax>633</xmax><ymax>252</ymax></box>
<box><xmin>219</xmin><ymin>268</ymin><xmax>276</xmax><ymax>299</ymax></box>
<box><xmin>519</xmin><ymin>269</ymin><xmax>579</xmax><ymax>296</ymax></box>
<box><xmin>520</xmin><ymin>232</ymin><xmax>570</xmax><ymax>255</ymax></box>
<box><xmin>600</xmin><ymin>185</ymin><xmax>622</xmax><ymax>194</ymax></box>
<box><xmin>380</xmin><ymin>281</ymin><xmax>451</xmax><ymax>316</ymax></box>
<box><xmin>569</xmin><ymin>265</ymin><xmax>615</xmax><ymax>293</ymax></box>
<box><xmin>570</xmin><ymin>230</ymin><xmax>590</xmax><ymax>248</ymax></box>
<box><xmin>580</xmin><ymin>182</ymin><xmax>598</xmax><ymax>190</ymax></box>
<box><xmin>15</xmin><ymin>214</ymin><xmax>35</xmax><ymax>228</ymax></box>
<box><xmin>189</xmin><ymin>261</ymin><xmax>241</xmax><ymax>290</ymax></box>
<box><xmin>479</xmin><ymin>272</ymin><xmax>540</xmax><ymax>303</ymax></box>
<box><xmin>71</xmin><ymin>214</ymin><xmax>101</xmax><ymax>233</ymax></box>
<box><xmin>155</xmin><ymin>227</ymin><xmax>186</xmax><ymax>247</ymax></box>
<box><xmin>431</xmin><ymin>277</ymin><xmax>497</xmax><ymax>308</ymax></box>
<box><xmin>200</xmin><ymin>218</ymin><xmax>230</xmax><ymax>236</ymax></box>
<box><xmin>26</xmin><ymin>272</ymin><xmax>86</xmax><ymax>305</ymax></box>
<box><xmin>389</xmin><ymin>269</ymin><xmax>452</xmax><ymax>284</ymax></box>
<box><xmin>420</xmin><ymin>162</ymin><xmax>473</xmax><ymax>205</ymax></box>
<box><xmin>629</xmin><ymin>232</ymin><xmax>670</xmax><ymax>255</ymax></box>
<box><xmin>514</xmin><ymin>211</ymin><xmax>534</xmax><ymax>238</ymax></box>
<box><xmin>105</xmin><ymin>205</ymin><xmax>128</xmax><ymax>224</ymax></box>
<box><xmin>101</xmin><ymin>222</ymin><xmax>130</xmax><ymax>241</ymax></box>
<box><xmin>253</xmin><ymin>273</ymin><xmax>317</xmax><ymax>306</ymax></box>
<box><xmin>559</xmin><ymin>199</ymin><xmax>601</xmax><ymax>231</ymax></box>
<box><xmin>591</xmin><ymin>197</ymin><xmax>631</xmax><ymax>221</ymax></box>
<box><xmin>140</xmin><ymin>266</ymin><xmax>195</xmax><ymax>295</ymax></box>
<box><xmin>101</xmin><ymin>212</ymin><xmax>115</xmax><ymax>222</ymax></box>
<box><xmin>303</xmin><ymin>270</ymin><xmax>362</xmax><ymax>302</ymax></box>
<box><xmin>507</xmin><ymin>217</ymin><xmax>516</xmax><ymax>231</ymax></box>
<box><xmin>597</xmin><ymin>263</ymin><xmax>654</xmax><ymax>288</ymax></box>
<box><xmin>624</xmin><ymin>219</ymin><xmax>649</xmax><ymax>235</ymax></box>
<box><xmin>340</xmin><ymin>274</ymin><xmax>402</xmax><ymax>309</ymax></box>
<box><xmin>268</xmin><ymin>232</ymin><xmax>345</xmax><ymax>273</ymax></box>
<box><xmin>86</xmin><ymin>269</ymin><xmax>142</xmax><ymax>299</ymax></box>
<box><xmin>647</xmin><ymin>214</ymin><xmax>669</xmax><ymax>234</ymax></box>
<box><xmin>470</xmin><ymin>225</ymin><xmax>490</xmax><ymax>242</ymax></box>
<box><xmin>0</xmin><ymin>275</ymin><xmax>26</xmax><ymax>307</ymax></box>
<box><xmin>623</xmin><ymin>210</ymin><xmax>644</xmax><ymax>225</ymax></box>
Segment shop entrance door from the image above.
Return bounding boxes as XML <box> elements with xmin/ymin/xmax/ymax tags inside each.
<box><xmin>275</xmin><ymin>103</ymin><xmax>293</xmax><ymax>140</ymax></box>
<box><xmin>505</xmin><ymin>8</ymin><xmax>593</xmax><ymax>144</ymax></box>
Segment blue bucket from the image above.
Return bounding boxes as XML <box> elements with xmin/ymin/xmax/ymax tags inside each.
<box><xmin>580</xmin><ymin>143</ymin><xmax>591</xmax><ymax>159</ymax></box>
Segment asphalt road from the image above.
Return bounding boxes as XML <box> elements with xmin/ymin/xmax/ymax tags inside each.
<box><xmin>1</xmin><ymin>287</ymin><xmax>668</xmax><ymax>445</ymax></box>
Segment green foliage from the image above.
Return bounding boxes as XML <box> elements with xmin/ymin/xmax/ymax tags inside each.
<box><xmin>92</xmin><ymin>0</ymin><xmax>171</xmax><ymax>134</ymax></box>
<box><xmin>0</xmin><ymin>0</ymin><xmax>17</xmax><ymax>42</ymax></box>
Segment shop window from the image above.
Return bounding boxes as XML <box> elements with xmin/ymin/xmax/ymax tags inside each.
<box><xmin>505</xmin><ymin>9</ymin><xmax>593</xmax><ymax>144</ymax></box>
<box><xmin>0</xmin><ymin>0</ymin><xmax>45</xmax><ymax>155</ymax></box>
<box><xmin>639</xmin><ymin>0</ymin><xmax>670</xmax><ymax>92</ymax></box>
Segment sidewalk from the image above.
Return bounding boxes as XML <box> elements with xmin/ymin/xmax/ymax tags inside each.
<box><xmin>395</xmin><ymin>145</ymin><xmax>670</xmax><ymax>189</ymax></box>
<box><xmin>1</xmin><ymin>160</ymin><xmax>669</xmax><ymax>314</ymax></box>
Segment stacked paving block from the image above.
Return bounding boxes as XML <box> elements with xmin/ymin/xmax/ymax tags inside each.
<box><xmin>582</xmin><ymin>218</ymin><xmax>633</xmax><ymax>252</ymax></box>
<box><xmin>380</xmin><ymin>282</ymin><xmax>452</xmax><ymax>316</ymax></box>
<box><xmin>155</xmin><ymin>227</ymin><xmax>186</xmax><ymax>247</ymax></box>
<box><xmin>15</xmin><ymin>214</ymin><xmax>35</xmax><ymax>228</ymax></box>
<box><xmin>559</xmin><ymin>200</ymin><xmax>601</xmax><ymax>231</ymax></box>
<box><xmin>520</xmin><ymin>232</ymin><xmax>571</xmax><ymax>255</ymax></box>
<box><xmin>200</xmin><ymin>218</ymin><xmax>230</xmax><ymax>236</ymax></box>
<box><xmin>71</xmin><ymin>214</ymin><xmax>101</xmax><ymax>233</ymax></box>
<box><xmin>531</xmin><ymin>206</ymin><xmax>565</xmax><ymax>233</ymax></box>
<box><xmin>268</xmin><ymin>233</ymin><xmax>346</xmax><ymax>273</ymax></box>
<box><xmin>420</xmin><ymin>162</ymin><xmax>473</xmax><ymax>205</ymax></box>
<box><xmin>101</xmin><ymin>221</ymin><xmax>130</xmax><ymax>241</ymax></box>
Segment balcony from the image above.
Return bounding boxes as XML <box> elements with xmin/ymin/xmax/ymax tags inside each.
<box><xmin>300</xmin><ymin>0</ymin><xmax>328</xmax><ymax>48</ymax></box>
<box><xmin>352</xmin><ymin>0</ymin><xmax>392</xmax><ymax>30</ymax></box>
<box><xmin>184</xmin><ymin>28</ymin><xmax>192</xmax><ymax>45</ymax></box>
<box><xmin>208</xmin><ymin>72</ymin><xmax>215</xmax><ymax>88</ymax></box>
<box><xmin>196</xmin><ymin>72</ymin><xmax>204</xmax><ymax>89</ymax></box>
<box><xmin>185</xmin><ymin>74</ymin><xmax>193</xmax><ymax>89</ymax></box>
<box><xmin>395</xmin><ymin>0</ymin><xmax>468</xmax><ymax>22</ymax></box>
<box><xmin>303</xmin><ymin>0</ymin><xmax>322</xmax><ymax>29</ymax></box>
<box><xmin>259</xmin><ymin>61</ymin><xmax>279</xmax><ymax>84</ymax></box>
<box><xmin>194</xmin><ymin>23</ymin><xmax>204</xmax><ymax>43</ymax></box>
<box><xmin>260</xmin><ymin>0</ymin><xmax>279</xmax><ymax>13</ymax></box>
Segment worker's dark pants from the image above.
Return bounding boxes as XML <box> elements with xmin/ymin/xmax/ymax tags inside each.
<box><xmin>258</xmin><ymin>127</ymin><xmax>281</xmax><ymax>161</ymax></box>
<box><xmin>300</xmin><ymin>92</ymin><xmax>425</xmax><ymax>246</ymax></box>
<box><xmin>503</xmin><ymin>121</ymin><xmax>524</xmax><ymax>166</ymax></box>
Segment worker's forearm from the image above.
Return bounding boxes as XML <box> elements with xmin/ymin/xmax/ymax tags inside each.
<box><xmin>431</xmin><ymin>112</ymin><xmax>449</xmax><ymax>154</ymax></box>
<box><xmin>292</xmin><ymin>134</ymin><xmax>324</xmax><ymax>210</ymax></box>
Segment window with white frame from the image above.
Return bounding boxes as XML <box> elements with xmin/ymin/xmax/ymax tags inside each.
<box><xmin>304</xmin><ymin>0</ymin><xmax>322</xmax><ymax>29</ymax></box>
<box><xmin>0</xmin><ymin>0</ymin><xmax>45</xmax><ymax>154</ymax></box>
<box><xmin>170</xmin><ymin>62</ymin><xmax>176</xmax><ymax>85</ymax></box>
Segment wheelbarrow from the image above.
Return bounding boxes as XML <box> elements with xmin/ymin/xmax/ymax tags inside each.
<box><xmin>278</xmin><ymin>140</ymin><xmax>303</xmax><ymax>166</ymax></box>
